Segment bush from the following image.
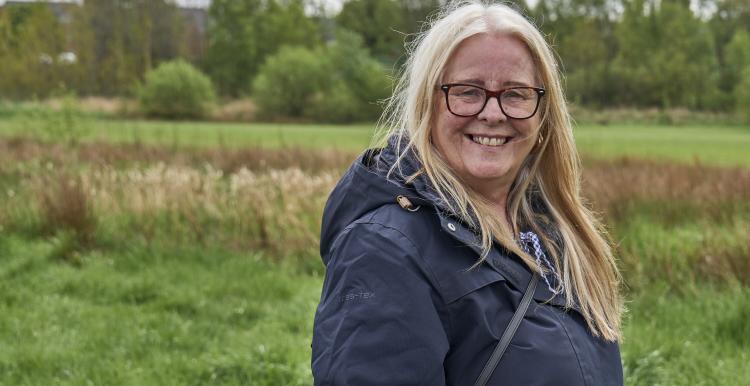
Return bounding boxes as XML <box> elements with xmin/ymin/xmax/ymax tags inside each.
<box><xmin>737</xmin><ymin>66</ymin><xmax>750</xmax><ymax>124</ymax></box>
<box><xmin>306</xmin><ymin>80</ymin><xmax>362</xmax><ymax>123</ymax></box>
<box><xmin>252</xmin><ymin>46</ymin><xmax>328</xmax><ymax>119</ymax></box>
<box><xmin>138</xmin><ymin>60</ymin><xmax>216</xmax><ymax>120</ymax></box>
<box><xmin>252</xmin><ymin>30</ymin><xmax>391</xmax><ymax>123</ymax></box>
<box><xmin>327</xmin><ymin>30</ymin><xmax>391</xmax><ymax>121</ymax></box>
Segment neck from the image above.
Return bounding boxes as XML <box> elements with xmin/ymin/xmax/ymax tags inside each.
<box><xmin>472</xmin><ymin>182</ymin><xmax>513</xmax><ymax>233</ymax></box>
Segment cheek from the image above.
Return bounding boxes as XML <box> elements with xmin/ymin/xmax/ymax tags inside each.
<box><xmin>518</xmin><ymin>119</ymin><xmax>541</xmax><ymax>143</ymax></box>
<box><xmin>432</xmin><ymin>105</ymin><xmax>467</xmax><ymax>143</ymax></box>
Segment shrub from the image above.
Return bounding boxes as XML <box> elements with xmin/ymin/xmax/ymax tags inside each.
<box><xmin>138</xmin><ymin>60</ymin><xmax>216</xmax><ymax>120</ymax></box>
<box><xmin>252</xmin><ymin>30</ymin><xmax>391</xmax><ymax>123</ymax></box>
<box><xmin>306</xmin><ymin>80</ymin><xmax>362</xmax><ymax>123</ymax></box>
<box><xmin>252</xmin><ymin>46</ymin><xmax>327</xmax><ymax>119</ymax></box>
<box><xmin>327</xmin><ymin>30</ymin><xmax>391</xmax><ymax>121</ymax></box>
<box><xmin>737</xmin><ymin>66</ymin><xmax>750</xmax><ymax>124</ymax></box>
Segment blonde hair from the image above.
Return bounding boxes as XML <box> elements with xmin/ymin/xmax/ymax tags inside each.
<box><xmin>374</xmin><ymin>0</ymin><xmax>623</xmax><ymax>341</ymax></box>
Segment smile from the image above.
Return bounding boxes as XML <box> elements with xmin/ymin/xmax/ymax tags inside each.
<box><xmin>469</xmin><ymin>135</ymin><xmax>511</xmax><ymax>147</ymax></box>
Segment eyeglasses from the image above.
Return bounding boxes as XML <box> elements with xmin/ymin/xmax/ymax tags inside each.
<box><xmin>440</xmin><ymin>83</ymin><xmax>545</xmax><ymax>119</ymax></box>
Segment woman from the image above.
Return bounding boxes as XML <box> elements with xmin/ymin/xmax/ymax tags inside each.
<box><xmin>312</xmin><ymin>1</ymin><xmax>623</xmax><ymax>385</ymax></box>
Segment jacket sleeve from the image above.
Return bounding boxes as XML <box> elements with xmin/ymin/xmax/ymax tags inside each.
<box><xmin>312</xmin><ymin>221</ymin><xmax>449</xmax><ymax>386</ymax></box>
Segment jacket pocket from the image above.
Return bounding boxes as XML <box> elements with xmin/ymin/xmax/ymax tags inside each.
<box><xmin>432</xmin><ymin>258</ymin><xmax>507</xmax><ymax>304</ymax></box>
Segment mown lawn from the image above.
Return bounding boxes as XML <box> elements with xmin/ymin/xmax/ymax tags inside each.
<box><xmin>0</xmin><ymin>116</ymin><xmax>749</xmax><ymax>166</ymax></box>
<box><xmin>0</xmin><ymin>117</ymin><xmax>374</xmax><ymax>150</ymax></box>
<box><xmin>574</xmin><ymin>123</ymin><xmax>750</xmax><ymax>167</ymax></box>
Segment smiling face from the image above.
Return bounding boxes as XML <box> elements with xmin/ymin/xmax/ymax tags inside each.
<box><xmin>432</xmin><ymin>33</ymin><xmax>542</xmax><ymax>201</ymax></box>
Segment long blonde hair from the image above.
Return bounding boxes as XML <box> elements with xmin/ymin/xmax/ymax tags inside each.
<box><xmin>374</xmin><ymin>0</ymin><xmax>623</xmax><ymax>341</ymax></box>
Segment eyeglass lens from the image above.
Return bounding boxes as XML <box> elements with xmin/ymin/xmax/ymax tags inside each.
<box><xmin>445</xmin><ymin>85</ymin><xmax>541</xmax><ymax>119</ymax></box>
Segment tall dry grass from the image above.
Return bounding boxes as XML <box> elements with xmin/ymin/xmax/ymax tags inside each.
<box><xmin>11</xmin><ymin>162</ymin><xmax>337</xmax><ymax>270</ymax></box>
<box><xmin>0</xmin><ymin>136</ymin><xmax>356</xmax><ymax>174</ymax></box>
<box><xmin>582</xmin><ymin>157</ymin><xmax>750</xmax><ymax>289</ymax></box>
<box><xmin>584</xmin><ymin>157</ymin><xmax>750</xmax><ymax>222</ymax></box>
<box><xmin>0</xmin><ymin>137</ymin><xmax>748</xmax><ymax>284</ymax></box>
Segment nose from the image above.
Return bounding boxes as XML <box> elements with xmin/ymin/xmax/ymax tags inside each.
<box><xmin>476</xmin><ymin>96</ymin><xmax>507</xmax><ymax>124</ymax></box>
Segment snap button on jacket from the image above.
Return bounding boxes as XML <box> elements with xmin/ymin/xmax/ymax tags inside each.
<box><xmin>312</xmin><ymin>145</ymin><xmax>623</xmax><ymax>386</ymax></box>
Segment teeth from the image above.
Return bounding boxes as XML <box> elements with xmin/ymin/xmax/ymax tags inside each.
<box><xmin>471</xmin><ymin>135</ymin><xmax>507</xmax><ymax>147</ymax></box>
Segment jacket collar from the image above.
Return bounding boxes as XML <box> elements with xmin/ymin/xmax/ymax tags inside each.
<box><xmin>379</xmin><ymin>135</ymin><xmax>572</xmax><ymax>309</ymax></box>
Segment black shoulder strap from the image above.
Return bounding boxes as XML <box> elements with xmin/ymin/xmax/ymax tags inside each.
<box><xmin>473</xmin><ymin>272</ymin><xmax>539</xmax><ymax>386</ymax></box>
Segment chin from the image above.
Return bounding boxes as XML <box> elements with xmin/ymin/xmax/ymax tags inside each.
<box><xmin>466</xmin><ymin>166</ymin><xmax>512</xmax><ymax>182</ymax></box>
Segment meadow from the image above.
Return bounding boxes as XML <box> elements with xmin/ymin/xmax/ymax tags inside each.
<box><xmin>1</xmin><ymin>113</ymin><xmax>750</xmax><ymax>166</ymax></box>
<box><xmin>0</xmin><ymin>114</ymin><xmax>749</xmax><ymax>385</ymax></box>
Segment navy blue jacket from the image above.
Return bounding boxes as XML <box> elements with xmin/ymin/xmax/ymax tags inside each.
<box><xmin>311</xmin><ymin>143</ymin><xmax>622</xmax><ymax>386</ymax></box>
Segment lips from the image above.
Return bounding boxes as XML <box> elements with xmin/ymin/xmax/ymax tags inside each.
<box><xmin>468</xmin><ymin>134</ymin><xmax>511</xmax><ymax>147</ymax></box>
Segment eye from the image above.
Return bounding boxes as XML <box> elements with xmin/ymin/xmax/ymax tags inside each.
<box><xmin>458</xmin><ymin>88</ymin><xmax>481</xmax><ymax>97</ymax></box>
<box><xmin>503</xmin><ymin>88</ymin><xmax>533</xmax><ymax>101</ymax></box>
<box><xmin>449</xmin><ymin>87</ymin><xmax>481</xmax><ymax>97</ymax></box>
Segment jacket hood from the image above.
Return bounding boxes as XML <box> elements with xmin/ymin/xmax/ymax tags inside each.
<box><xmin>319</xmin><ymin>135</ymin><xmax>562</xmax><ymax>266</ymax></box>
<box><xmin>319</xmin><ymin>135</ymin><xmax>570</xmax><ymax>305</ymax></box>
<box><xmin>319</xmin><ymin>137</ymin><xmax>437</xmax><ymax>263</ymax></box>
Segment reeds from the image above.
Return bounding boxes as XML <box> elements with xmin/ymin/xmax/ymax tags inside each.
<box><xmin>13</xmin><ymin>160</ymin><xmax>337</xmax><ymax>270</ymax></box>
<box><xmin>583</xmin><ymin>157</ymin><xmax>750</xmax><ymax>222</ymax></box>
<box><xmin>1</xmin><ymin>137</ymin><xmax>748</xmax><ymax>286</ymax></box>
<box><xmin>0</xmin><ymin>136</ymin><xmax>357</xmax><ymax>174</ymax></box>
<box><xmin>584</xmin><ymin>157</ymin><xmax>750</xmax><ymax>289</ymax></box>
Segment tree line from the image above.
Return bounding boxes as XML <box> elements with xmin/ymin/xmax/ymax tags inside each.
<box><xmin>0</xmin><ymin>0</ymin><xmax>749</xmax><ymax>119</ymax></box>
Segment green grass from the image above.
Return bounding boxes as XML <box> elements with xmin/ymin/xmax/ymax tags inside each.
<box><xmin>0</xmin><ymin>117</ymin><xmax>374</xmax><ymax>150</ymax></box>
<box><xmin>623</xmin><ymin>285</ymin><xmax>750</xmax><ymax>386</ymax></box>
<box><xmin>575</xmin><ymin>123</ymin><xmax>750</xmax><ymax>167</ymax></box>
<box><xmin>613</xmin><ymin>211</ymin><xmax>750</xmax><ymax>291</ymax></box>
<box><xmin>1</xmin><ymin>115</ymin><xmax>749</xmax><ymax>384</ymax></box>
<box><xmin>1</xmin><ymin>116</ymin><xmax>748</xmax><ymax>167</ymax></box>
<box><xmin>0</xmin><ymin>234</ymin><xmax>320</xmax><ymax>385</ymax></box>
<box><xmin>1</xmin><ymin>233</ymin><xmax>748</xmax><ymax>385</ymax></box>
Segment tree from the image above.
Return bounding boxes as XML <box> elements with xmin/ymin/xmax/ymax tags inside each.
<box><xmin>252</xmin><ymin>29</ymin><xmax>391</xmax><ymax>122</ymax></box>
<box><xmin>723</xmin><ymin>29</ymin><xmax>750</xmax><ymax>94</ymax></box>
<box><xmin>531</xmin><ymin>0</ymin><xmax>619</xmax><ymax>106</ymax></box>
<box><xmin>611</xmin><ymin>0</ymin><xmax>720</xmax><ymax>109</ymax></box>
<box><xmin>558</xmin><ymin>19</ymin><xmax>610</xmax><ymax>106</ymax></box>
<box><xmin>737</xmin><ymin>66</ymin><xmax>750</xmax><ymax>122</ymax></box>
<box><xmin>70</xmin><ymin>0</ymin><xmax>185</xmax><ymax>96</ymax></box>
<box><xmin>311</xmin><ymin>29</ymin><xmax>391</xmax><ymax>121</ymax></box>
<box><xmin>709</xmin><ymin>0</ymin><xmax>750</xmax><ymax>60</ymax></box>
<box><xmin>0</xmin><ymin>4</ymin><xmax>67</xmax><ymax>99</ymax></box>
<box><xmin>206</xmin><ymin>0</ymin><xmax>320</xmax><ymax>96</ymax></box>
<box><xmin>337</xmin><ymin>0</ymin><xmax>441</xmax><ymax>64</ymax></box>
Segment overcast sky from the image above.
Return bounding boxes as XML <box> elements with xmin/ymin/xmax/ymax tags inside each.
<box><xmin>178</xmin><ymin>0</ymin><xmax>344</xmax><ymax>14</ymax></box>
<box><xmin>172</xmin><ymin>0</ymin><xmax>340</xmax><ymax>12</ymax></box>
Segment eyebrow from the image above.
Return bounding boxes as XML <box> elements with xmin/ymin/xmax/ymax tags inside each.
<box><xmin>451</xmin><ymin>78</ymin><xmax>533</xmax><ymax>88</ymax></box>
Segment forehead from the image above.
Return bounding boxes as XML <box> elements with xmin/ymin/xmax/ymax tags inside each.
<box><xmin>442</xmin><ymin>33</ymin><xmax>537</xmax><ymax>87</ymax></box>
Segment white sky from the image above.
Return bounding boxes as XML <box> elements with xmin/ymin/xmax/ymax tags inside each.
<box><xmin>171</xmin><ymin>0</ymin><xmax>341</xmax><ymax>12</ymax></box>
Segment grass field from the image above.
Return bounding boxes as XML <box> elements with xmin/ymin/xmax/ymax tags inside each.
<box><xmin>0</xmin><ymin>114</ymin><xmax>749</xmax><ymax>385</ymax></box>
<box><xmin>0</xmin><ymin>116</ymin><xmax>749</xmax><ymax>166</ymax></box>
<box><xmin>2</xmin><ymin>234</ymin><xmax>747</xmax><ymax>385</ymax></box>
<box><xmin>0</xmin><ymin>235</ymin><xmax>321</xmax><ymax>385</ymax></box>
